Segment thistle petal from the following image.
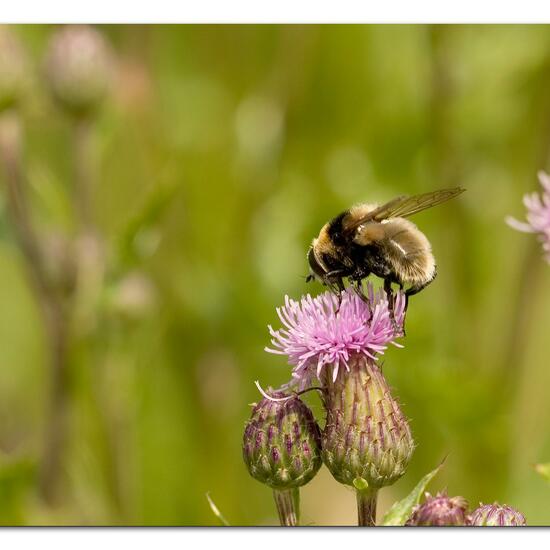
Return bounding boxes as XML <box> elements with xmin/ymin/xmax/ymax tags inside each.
<box><xmin>266</xmin><ymin>284</ymin><xmax>404</xmax><ymax>388</ymax></box>
<box><xmin>507</xmin><ymin>171</ymin><xmax>550</xmax><ymax>263</ymax></box>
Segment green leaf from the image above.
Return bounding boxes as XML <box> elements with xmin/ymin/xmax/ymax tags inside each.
<box><xmin>381</xmin><ymin>459</ymin><xmax>446</xmax><ymax>526</ymax></box>
<box><xmin>206</xmin><ymin>492</ymin><xmax>230</xmax><ymax>526</ymax></box>
<box><xmin>534</xmin><ymin>463</ymin><xmax>550</xmax><ymax>483</ymax></box>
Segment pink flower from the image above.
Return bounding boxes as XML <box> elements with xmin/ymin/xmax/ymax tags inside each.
<box><xmin>406</xmin><ymin>492</ymin><xmax>471</xmax><ymax>526</ymax></box>
<box><xmin>506</xmin><ymin>171</ymin><xmax>550</xmax><ymax>263</ymax></box>
<box><xmin>265</xmin><ymin>284</ymin><xmax>405</xmax><ymax>388</ymax></box>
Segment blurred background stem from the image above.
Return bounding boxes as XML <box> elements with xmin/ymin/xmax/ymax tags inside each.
<box><xmin>73</xmin><ymin>118</ymin><xmax>94</xmax><ymax>231</ymax></box>
<box><xmin>39</xmin><ymin>301</ymin><xmax>70</xmax><ymax>505</ymax></box>
<box><xmin>0</xmin><ymin>110</ymin><xmax>70</xmax><ymax>505</ymax></box>
<box><xmin>72</xmin><ymin>115</ymin><xmax>128</xmax><ymax>519</ymax></box>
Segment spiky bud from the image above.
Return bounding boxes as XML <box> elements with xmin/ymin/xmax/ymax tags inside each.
<box><xmin>243</xmin><ymin>393</ymin><xmax>322</xmax><ymax>490</ymax></box>
<box><xmin>0</xmin><ymin>27</ymin><xmax>28</xmax><ymax>112</ymax></box>
<box><xmin>322</xmin><ymin>356</ymin><xmax>414</xmax><ymax>489</ymax></box>
<box><xmin>406</xmin><ymin>492</ymin><xmax>470</xmax><ymax>526</ymax></box>
<box><xmin>470</xmin><ymin>503</ymin><xmax>526</xmax><ymax>526</ymax></box>
<box><xmin>44</xmin><ymin>25</ymin><xmax>113</xmax><ymax>117</ymax></box>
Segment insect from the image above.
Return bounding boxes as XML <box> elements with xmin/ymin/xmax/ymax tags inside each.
<box><xmin>306</xmin><ymin>188</ymin><xmax>465</xmax><ymax>321</ymax></box>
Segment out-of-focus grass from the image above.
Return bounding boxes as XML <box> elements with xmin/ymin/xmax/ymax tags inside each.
<box><xmin>0</xmin><ymin>24</ymin><xmax>549</xmax><ymax>525</ymax></box>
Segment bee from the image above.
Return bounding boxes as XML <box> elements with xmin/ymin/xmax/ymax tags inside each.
<box><xmin>306</xmin><ymin>188</ymin><xmax>465</xmax><ymax>316</ymax></box>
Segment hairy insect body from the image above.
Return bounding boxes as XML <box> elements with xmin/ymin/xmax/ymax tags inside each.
<box><xmin>307</xmin><ymin>188</ymin><xmax>464</xmax><ymax>301</ymax></box>
<box><xmin>355</xmin><ymin>217</ymin><xmax>436</xmax><ymax>291</ymax></box>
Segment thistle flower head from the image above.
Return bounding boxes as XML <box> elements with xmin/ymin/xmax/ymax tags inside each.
<box><xmin>266</xmin><ymin>284</ymin><xmax>405</xmax><ymax>388</ymax></box>
<box><xmin>470</xmin><ymin>503</ymin><xmax>526</xmax><ymax>526</ymax></box>
<box><xmin>322</xmin><ymin>357</ymin><xmax>414</xmax><ymax>489</ymax></box>
<box><xmin>44</xmin><ymin>25</ymin><xmax>113</xmax><ymax>117</ymax></box>
<box><xmin>242</xmin><ymin>392</ymin><xmax>322</xmax><ymax>490</ymax></box>
<box><xmin>406</xmin><ymin>492</ymin><xmax>470</xmax><ymax>526</ymax></box>
<box><xmin>506</xmin><ymin>171</ymin><xmax>550</xmax><ymax>263</ymax></box>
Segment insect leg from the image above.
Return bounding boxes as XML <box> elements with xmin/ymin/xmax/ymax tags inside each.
<box><xmin>324</xmin><ymin>270</ymin><xmax>346</xmax><ymax>293</ymax></box>
<box><xmin>335</xmin><ymin>278</ymin><xmax>346</xmax><ymax>311</ymax></box>
<box><xmin>384</xmin><ymin>278</ymin><xmax>400</xmax><ymax>335</ymax></box>
<box><xmin>325</xmin><ymin>269</ymin><xmax>346</xmax><ymax>282</ymax></box>
<box><xmin>383</xmin><ymin>278</ymin><xmax>394</xmax><ymax>307</ymax></box>
<box><xmin>352</xmin><ymin>278</ymin><xmax>373</xmax><ymax>317</ymax></box>
<box><xmin>323</xmin><ymin>270</ymin><xmax>346</xmax><ymax>312</ymax></box>
<box><xmin>399</xmin><ymin>283</ymin><xmax>409</xmax><ymax>336</ymax></box>
<box><xmin>329</xmin><ymin>278</ymin><xmax>345</xmax><ymax>310</ymax></box>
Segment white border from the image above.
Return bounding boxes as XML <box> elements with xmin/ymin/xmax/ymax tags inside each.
<box><xmin>0</xmin><ymin>527</ymin><xmax>544</xmax><ymax>550</ymax></box>
<box><xmin>1</xmin><ymin>0</ymin><xmax>550</xmax><ymax>23</ymax></box>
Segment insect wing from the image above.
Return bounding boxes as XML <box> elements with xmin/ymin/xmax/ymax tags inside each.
<box><xmin>376</xmin><ymin>187</ymin><xmax>465</xmax><ymax>219</ymax></box>
<box><xmin>344</xmin><ymin>187</ymin><xmax>464</xmax><ymax>234</ymax></box>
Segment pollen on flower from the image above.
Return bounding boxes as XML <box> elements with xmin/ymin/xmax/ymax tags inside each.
<box><xmin>265</xmin><ymin>284</ymin><xmax>405</xmax><ymax>388</ymax></box>
<box><xmin>506</xmin><ymin>170</ymin><xmax>550</xmax><ymax>263</ymax></box>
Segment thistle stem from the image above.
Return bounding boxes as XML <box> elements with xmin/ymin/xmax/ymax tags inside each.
<box><xmin>273</xmin><ymin>488</ymin><xmax>300</xmax><ymax>526</ymax></box>
<box><xmin>356</xmin><ymin>488</ymin><xmax>378</xmax><ymax>526</ymax></box>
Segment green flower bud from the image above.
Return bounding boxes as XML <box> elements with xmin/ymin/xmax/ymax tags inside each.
<box><xmin>0</xmin><ymin>27</ymin><xmax>28</xmax><ymax>112</ymax></box>
<box><xmin>406</xmin><ymin>492</ymin><xmax>470</xmax><ymax>526</ymax></box>
<box><xmin>470</xmin><ymin>503</ymin><xmax>526</xmax><ymax>526</ymax></box>
<box><xmin>44</xmin><ymin>25</ymin><xmax>113</xmax><ymax>117</ymax></box>
<box><xmin>242</xmin><ymin>393</ymin><xmax>322</xmax><ymax>490</ymax></box>
<box><xmin>322</xmin><ymin>356</ymin><xmax>414</xmax><ymax>489</ymax></box>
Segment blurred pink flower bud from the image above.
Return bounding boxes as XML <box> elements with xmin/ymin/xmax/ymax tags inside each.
<box><xmin>44</xmin><ymin>25</ymin><xmax>113</xmax><ymax>117</ymax></box>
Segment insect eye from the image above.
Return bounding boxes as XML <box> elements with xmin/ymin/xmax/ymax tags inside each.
<box><xmin>307</xmin><ymin>248</ymin><xmax>325</xmax><ymax>278</ymax></box>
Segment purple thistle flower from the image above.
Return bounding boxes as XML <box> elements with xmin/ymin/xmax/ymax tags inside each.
<box><xmin>406</xmin><ymin>492</ymin><xmax>471</xmax><ymax>526</ymax></box>
<box><xmin>506</xmin><ymin>171</ymin><xmax>550</xmax><ymax>263</ymax></box>
<box><xmin>265</xmin><ymin>284</ymin><xmax>405</xmax><ymax>388</ymax></box>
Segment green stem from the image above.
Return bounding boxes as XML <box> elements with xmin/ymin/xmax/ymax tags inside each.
<box><xmin>356</xmin><ymin>488</ymin><xmax>378</xmax><ymax>526</ymax></box>
<box><xmin>273</xmin><ymin>488</ymin><xmax>300</xmax><ymax>526</ymax></box>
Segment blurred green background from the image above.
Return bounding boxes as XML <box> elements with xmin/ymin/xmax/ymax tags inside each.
<box><xmin>0</xmin><ymin>24</ymin><xmax>549</xmax><ymax>525</ymax></box>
